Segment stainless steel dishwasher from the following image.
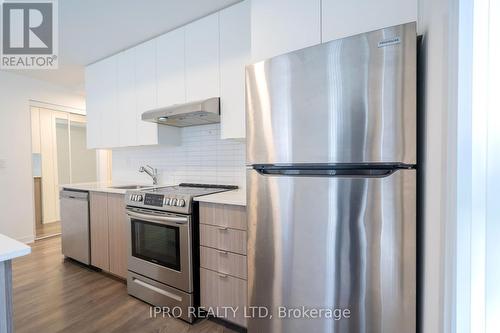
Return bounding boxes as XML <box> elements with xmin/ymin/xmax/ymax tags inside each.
<box><xmin>60</xmin><ymin>189</ymin><xmax>90</xmax><ymax>265</ymax></box>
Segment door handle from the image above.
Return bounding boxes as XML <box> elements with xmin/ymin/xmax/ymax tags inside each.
<box><xmin>217</xmin><ymin>226</ymin><xmax>228</xmax><ymax>231</ymax></box>
<box><xmin>126</xmin><ymin>209</ymin><xmax>188</xmax><ymax>226</ymax></box>
<box><xmin>217</xmin><ymin>250</ymin><xmax>228</xmax><ymax>255</ymax></box>
<box><xmin>218</xmin><ymin>273</ymin><xmax>228</xmax><ymax>278</ymax></box>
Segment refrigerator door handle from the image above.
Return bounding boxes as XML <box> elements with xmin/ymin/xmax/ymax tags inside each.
<box><xmin>255</xmin><ymin>168</ymin><xmax>396</xmax><ymax>178</ymax></box>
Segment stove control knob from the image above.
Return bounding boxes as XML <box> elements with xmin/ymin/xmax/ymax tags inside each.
<box><xmin>171</xmin><ymin>198</ymin><xmax>178</xmax><ymax>206</ymax></box>
<box><xmin>177</xmin><ymin>199</ymin><xmax>185</xmax><ymax>207</ymax></box>
<box><xmin>164</xmin><ymin>198</ymin><xmax>171</xmax><ymax>206</ymax></box>
<box><xmin>131</xmin><ymin>194</ymin><xmax>136</xmax><ymax>201</ymax></box>
<box><xmin>129</xmin><ymin>195</ymin><xmax>134</xmax><ymax>201</ymax></box>
<box><xmin>137</xmin><ymin>195</ymin><xmax>143</xmax><ymax>201</ymax></box>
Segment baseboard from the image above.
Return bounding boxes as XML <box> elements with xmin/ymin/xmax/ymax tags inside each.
<box><xmin>16</xmin><ymin>235</ymin><xmax>35</xmax><ymax>244</ymax></box>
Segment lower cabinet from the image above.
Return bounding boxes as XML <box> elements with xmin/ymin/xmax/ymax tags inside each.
<box><xmin>90</xmin><ymin>192</ymin><xmax>109</xmax><ymax>270</ymax></box>
<box><xmin>199</xmin><ymin>202</ymin><xmax>247</xmax><ymax>327</ymax></box>
<box><xmin>90</xmin><ymin>192</ymin><xmax>128</xmax><ymax>279</ymax></box>
<box><xmin>200</xmin><ymin>268</ymin><xmax>247</xmax><ymax>327</ymax></box>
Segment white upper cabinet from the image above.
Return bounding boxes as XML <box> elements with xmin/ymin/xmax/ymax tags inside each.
<box><xmin>321</xmin><ymin>0</ymin><xmax>417</xmax><ymax>43</ymax></box>
<box><xmin>86</xmin><ymin>2</ymin><xmax>252</xmax><ymax>147</ymax></box>
<box><xmin>85</xmin><ymin>64</ymin><xmax>102</xmax><ymax>149</ymax></box>
<box><xmin>185</xmin><ymin>12</ymin><xmax>220</xmax><ymax>101</ymax></box>
<box><xmin>156</xmin><ymin>27</ymin><xmax>186</xmax><ymax>108</ymax></box>
<box><xmin>116</xmin><ymin>48</ymin><xmax>137</xmax><ymax>147</ymax></box>
<box><xmin>86</xmin><ymin>56</ymin><xmax>118</xmax><ymax>148</ymax></box>
<box><xmin>251</xmin><ymin>0</ymin><xmax>321</xmax><ymax>62</ymax></box>
<box><xmin>135</xmin><ymin>40</ymin><xmax>161</xmax><ymax>146</ymax></box>
<box><xmin>219</xmin><ymin>0</ymin><xmax>250</xmax><ymax>139</ymax></box>
<box><xmin>99</xmin><ymin>57</ymin><xmax>119</xmax><ymax>148</ymax></box>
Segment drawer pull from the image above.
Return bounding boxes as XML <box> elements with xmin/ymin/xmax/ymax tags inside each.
<box><xmin>217</xmin><ymin>226</ymin><xmax>228</xmax><ymax>231</ymax></box>
<box><xmin>217</xmin><ymin>250</ymin><xmax>228</xmax><ymax>255</ymax></box>
<box><xmin>218</xmin><ymin>273</ymin><xmax>228</xmax><ymax>278</ymax></box>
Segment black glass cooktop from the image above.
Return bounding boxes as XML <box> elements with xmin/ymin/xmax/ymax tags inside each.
<box><xmin>143</xmin><ymin>183</ymin><xmax>238</xmax><ymax>197</ymax></box>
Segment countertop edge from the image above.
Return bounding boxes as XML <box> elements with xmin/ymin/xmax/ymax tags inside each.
<box><xmin>194</xmin><ymin>190</ymin><xmax>247</xmax><ymax>206</ymax></box>
<box><xmin>59</xmin><ymin>182</ymin><xmax>158</xmax><ymax>195</ymax></box>
<box><xmin>0</xmin><ymin>235</ymin><xmax>31</xmax><ymax>262</ymax></box>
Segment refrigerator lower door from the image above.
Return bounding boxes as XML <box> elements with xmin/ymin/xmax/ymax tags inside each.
<box><xmin>247</xmin><ymin>168</ymin><xmax>416</xmax><ymax>333</ymax></box>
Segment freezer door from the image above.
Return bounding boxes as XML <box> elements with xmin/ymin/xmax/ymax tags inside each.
<box><xmin>246</xmin><ymin>23</ymin><xmax>416</xmax><ymax>165</ymax></box>
<box><xmin>247</xmin><ymin>168</ymin><xmax>416</xmax><ymax>333</ymax></box>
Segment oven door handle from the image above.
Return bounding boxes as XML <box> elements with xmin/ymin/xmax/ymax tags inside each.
<box><xmin>126</xmin><ymin>209</ymin><xmax>188</xmax><ymax>226</ymax></box>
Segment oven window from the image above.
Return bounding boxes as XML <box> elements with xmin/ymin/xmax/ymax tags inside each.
<box><xmin>131</xmin><ymin>219</ymin><xmax>181</xmax><ymax>271</ymax></box>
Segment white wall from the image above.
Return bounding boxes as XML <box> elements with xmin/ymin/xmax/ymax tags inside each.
<box><xmin>0</xmin><ymin>71</ymin><xmax>85</xmax><ymax>243</ymax></box>
<box><xmin>418</xmin><ymin>0</ymin><xmax>459</xmax><ymax>331</ymax></box>
<box><xmin>112</xmin><ymin>124</ymin><xmax>246</xmax><ymax>188</ymax></box>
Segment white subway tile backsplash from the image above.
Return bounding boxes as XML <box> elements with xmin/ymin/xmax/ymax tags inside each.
<box><xmin>112</xmin><ymin>124</ymin><xmax>246</xmax><ymax>188</ymax></box>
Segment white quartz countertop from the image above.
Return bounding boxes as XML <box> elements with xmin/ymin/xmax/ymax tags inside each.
<box><xmin>59</xmin><ymin>182</ymin><xmax>158</xmax><ymax>195</ymax></box>
<box><xmin>0</xmin><ymin>234</ymin><xmax>31</xmax><ymax>262</ymax></box>
<box><xmin>194</xmin><ymin>189</ymin><xmax>246</xmax><ymax>206</ymax></box>
<box><xmin>61</xmin><ymin>182</ymin><xmax>247</xmax><ymax>205</ymax></box>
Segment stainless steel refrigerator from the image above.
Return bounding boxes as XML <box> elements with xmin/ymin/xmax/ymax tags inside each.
<box><xmin>246</xmin><ymin>23</ymin><xmax>416</xmax><ymax>333</ymax></box>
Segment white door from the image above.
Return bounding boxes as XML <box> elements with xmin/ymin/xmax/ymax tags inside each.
<box><xmin>321</xmin><ymin>0</ymin><xmax>417</xmax><ymax>43</ymax></box>
<box><xmin>219</xmin><ymin>0</ymin><xmax>251</xmax><ymax>139</ymax></box>
<box><xmin>250</xmin><ymin>0</ymin><xmax>321</xmax><ymax>62</ymax></box>
<box><xmin>135</xmin><ymin>40</ymin><xmax>159</xmax><ymax>146</ymax></box>
<box><xmin>97</xmin><ymin>56</ymin><xmax>119</xmax><ymax>148</ymax></box>
<box><xmin>156</xmin><ymin>27</ymin><xmax>186</xmax><ymax>108</ymax></box>
<box><xmin>39</xmin><ymin>108</ymin><xmax>59</xmax><ymax>223</ymax></box>
<box><xmin>185</xmin><ymin>12</ymin><xmax>220</xmax><ymax>101</ymax></box>
<box><xmin>85</xmin><ymin>63</ymin><xmax>103</xmax><ymax>148</ymax></box>
<box><xmin>117</xmin><ymin>48</ymin><xmax>137</xmax><ymax>147</ymax></box>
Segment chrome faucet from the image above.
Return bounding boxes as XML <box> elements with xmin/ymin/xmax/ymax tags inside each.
<box><xmin>139</xmin><ymin>165</ymin><xmax>158</xmax><ymax>185</ymax></box>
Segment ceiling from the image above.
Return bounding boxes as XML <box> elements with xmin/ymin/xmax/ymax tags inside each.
<box><xmin>2</xmin><ymin>0</ymin><xmax>241</xmax><ymax>94</ymax></box>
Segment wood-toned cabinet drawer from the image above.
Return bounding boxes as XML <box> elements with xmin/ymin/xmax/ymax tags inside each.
<box><xmin>200</xmin><ymin>268</ymin><xmax>247</xmax><ymax>327</ymax></box>
<box><xmin>200</xmin><ymin>202</ymin><xmax>247</xmax><ymax>230</ymax></box>
<box><xmin>200</xmin><ymin>224</ymin><xmax>247</xmax><ymax>255</ymax></box>
<box><xmin>200</xmin><ymin>246</ymin><xmax>247</xmax><ymax>280</ymax></box>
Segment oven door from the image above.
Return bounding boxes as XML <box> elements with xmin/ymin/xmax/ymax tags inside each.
<box><xmin>126</xmin><ymin>207</ymin><xmax>193</xmax><ymax>293</ymax></box>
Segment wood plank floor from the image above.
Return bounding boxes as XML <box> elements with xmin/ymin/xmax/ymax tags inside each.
<box><xmin>35</xmin><ymin>221</ymin><xmax>61</xmax><ymax>239</ymax></box>
<box><xmin>12</xmin><ymin>236</ymin><xmax>239</xmax><ymax>333</ymax></box>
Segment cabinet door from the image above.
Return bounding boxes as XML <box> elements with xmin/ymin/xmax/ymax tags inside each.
<box><xmin>156</xmin><ymin>27</ymin><xmax>186</xmax><ymax>108</ymax></box>
<box><xmin>200</xmin><ymin>202</ymin><xmax>247</xmax><ymax>230</ymax></box>
<box><xmin>117</xmin><ymin>49</ymin><xmax>137</xmax><ymax>147</ymax></box>
<box><xmin>251</xmin><ymin>0</ymin><xmax>321</xmax><ymax>62</ymax></box>
<box><xmin>321</xmin><ymin>0</ymin><xmax>417</xmax><ymax>43</ymax></box>
<box><xmin>108</xmin><ymin>194</ymin><xmax>128</xmax><ymax>279</ymax></box>
<box><xmin>200</xmin><ymin>268</ymin><xmax>247</xmax><ymax>327</ymax></box>
<box><xmin>219</xmin><ymin>0</ymin><xmax>250</xmax><ymax>139</ymax></box>
<box><xmin>200</xmin><ymin>224</ymin><xmax>247</xmax><ymax>255</ymax></box>
<box><xmin>85</xmin><ymin>63</ymin><xmax>103</xmax><ymax>148</ymax></box>
<box><xmin>135</xmin><ymin>40</ymin><xmax>159</xmax><ymax>145</ymax></box>
<box><xmin>97</xmin><ymin>56</ymin><xmax>119</xmax><ymax>148</ymax></box>
<box><xmin>185</xmin><ymin>12</ymin><xmax>220</xmax><ymax>101</ymax></box>
<box><xmin>90</xmin><ymin>192</ymin><xmax>109</xmax><ymax>271</ymax></box>
<box><xmin>200</xmin><ymin>246</ymin><xmax>247</xmax><ymax>280</ymax></box>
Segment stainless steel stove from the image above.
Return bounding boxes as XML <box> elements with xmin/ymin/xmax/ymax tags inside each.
<box><xmin>126</xmin><ymin>183</ymin><xmax>236</xmax><ymax>214</ymax></box>
<box><xmin>125</xmin><ymin>183</ymin><xmax>237</xmax><ymax>323</ymax></box>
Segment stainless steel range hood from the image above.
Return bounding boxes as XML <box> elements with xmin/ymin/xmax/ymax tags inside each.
<box><xmin>141</xmin><ymin>97</ymin><xmax>220</xmax><ymax>127</ymax></box>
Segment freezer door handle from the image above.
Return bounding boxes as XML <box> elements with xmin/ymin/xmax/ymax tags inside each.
<box><xmin>255</xmin><ymin>167</ymin><xmax>397</xmax><ymax>178</ymax></box>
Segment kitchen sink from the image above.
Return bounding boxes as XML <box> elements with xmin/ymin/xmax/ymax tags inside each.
<box><xmin>109</xmin><ymin>185</ymin><xmax>154</xmax><ymax>190</ymax></box>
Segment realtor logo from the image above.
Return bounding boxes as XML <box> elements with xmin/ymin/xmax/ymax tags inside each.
<box><xmin>1</xmin><ymin>0</ymin><xmax>58</xmax><ymax>69</ymax></box>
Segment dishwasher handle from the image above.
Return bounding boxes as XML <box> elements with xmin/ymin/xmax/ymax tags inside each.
<box><xmin>60</xmin><ymin>190</ymin><xmax>89</xmax><ymax>200</ymax></box>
